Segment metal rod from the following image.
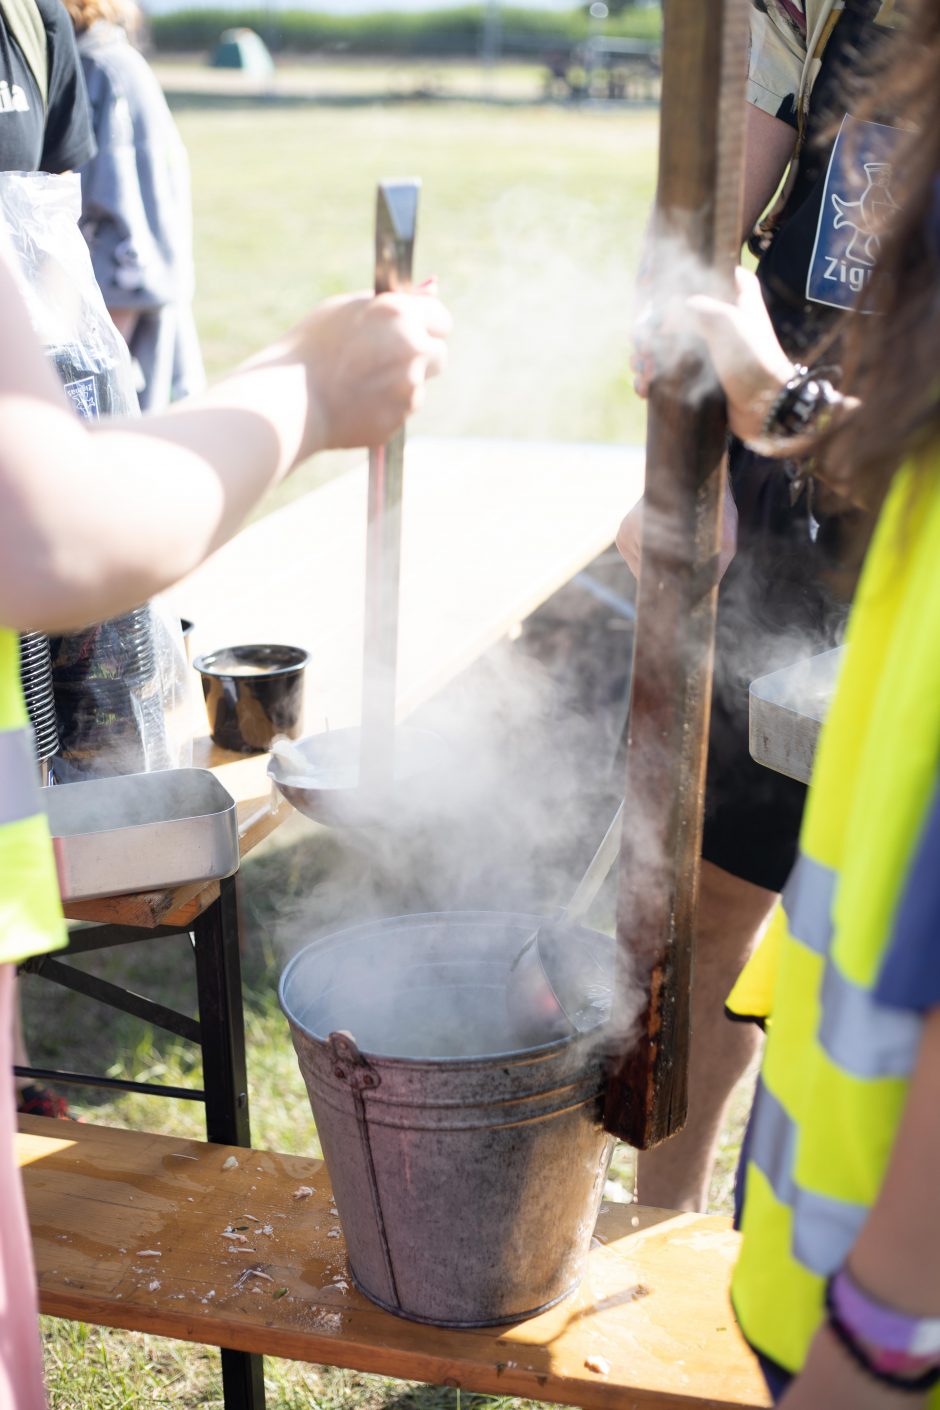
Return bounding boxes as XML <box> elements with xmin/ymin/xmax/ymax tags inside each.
<box><xmin>359</xmin><ymin>179</ymin><xmax>420</xmax><ymax>793</ymax></box>
<box><xmin>58</xmin><ymin>923</ymin><xmax>189</xmax><ymax>954</ymax></box>
<box><xmin>603</xmin><ymin>0</ymin><xmax>748</xmax><ymax>1148</ymax></box>
<box><xmin>18</xmin><ymin>954</ymin><xmax>201</xmax><ymax>1043</ymax></box>
<box><xmin>566</xmin><ymin>802</ymin><xmax>623</xmax><ymax>926</ymax></box>
<box><xmin>14</xmin><ymin>1065</ymin><xmax>205</xmax><ymax>1102</ymax></box>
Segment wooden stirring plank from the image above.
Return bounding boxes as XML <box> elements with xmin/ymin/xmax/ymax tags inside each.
<box><xmin>20</xmin><ymin>1117</ymin><xmax>768</xmax><ymax>1409</ymax></box>
<box><xmin>606</xmin><ymin>0</ymin><xmax>750</xmax><ymax>1147</ymax></box>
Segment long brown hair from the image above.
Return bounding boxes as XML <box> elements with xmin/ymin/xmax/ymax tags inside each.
<box><xmin>61</xmin><ymin>0</ymin><xmax>140</xmax><ymax>36</ymax></box>
<box><xmin>826</xmin><ymin>0</ymin><xmax>940</xmax><ymax>508</ymax></box>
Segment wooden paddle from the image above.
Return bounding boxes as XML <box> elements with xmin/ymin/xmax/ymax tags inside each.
<box><xmin>603</xmin><ymin>0</ymin><xmax>750</xmax><ymax>1147</ymax></box>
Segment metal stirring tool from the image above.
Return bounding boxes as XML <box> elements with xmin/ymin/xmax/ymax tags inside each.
<box><xmin>507</xmin><ymin>802</ymin><xmax>624</xmax><ymax>1043</ymax></box>
<box><xmin>267</xmin><ymin>180</ymin><xmax>446</xmax><ymax>827</ymax></box>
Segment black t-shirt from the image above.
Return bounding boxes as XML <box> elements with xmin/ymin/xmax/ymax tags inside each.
<box><xmin>0</xmin><ymin>0</ymin><xmax>95</xmax><ymax>173</ymax></box>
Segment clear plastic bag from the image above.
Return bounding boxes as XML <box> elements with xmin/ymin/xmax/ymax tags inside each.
<box><xmin>0</xmin><ymin>171</ymin><xmax>139</xmax><ymax>419</ymax></box>
<box><xmin>48</xmin><ymin>598</ymin><xmax>192</xmax><ymax>781</ymax></box>
<box><xmin>0</xmin><ymin>173</ymin><xmax>191</xmax><ymax>777</ymax></box>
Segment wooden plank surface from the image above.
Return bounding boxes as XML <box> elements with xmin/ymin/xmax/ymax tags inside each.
<box><xmin>20</xmin><ymin>1117</ymin><xmax>768</xmax><ymax>1410</ymax></box>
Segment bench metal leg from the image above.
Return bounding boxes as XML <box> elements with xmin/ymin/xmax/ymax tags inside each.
<box><xmin>192</xmin><ymin>876</ymin><xmax>266</xmax><ymax>1410</ymax></box>
<box><xmin>192</xmin><ymin>875</ymin><xmax>251</xmax><ymax>1148</ymax></box>
<box><xmin>220</xmin><ymin>1346</ymin><xmax>266</xmax><ymax>1410</ymax></box>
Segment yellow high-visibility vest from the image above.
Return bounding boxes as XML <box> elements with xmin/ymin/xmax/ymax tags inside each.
<box><xmin>0</xmin><ymin>628</ymin><xmax>66</xmax><ymax>965</ymax></box>
<box><xmin>730</xmin><ymin>463</ymin><xmax>940</xmax><ymax>1392</ymax></box>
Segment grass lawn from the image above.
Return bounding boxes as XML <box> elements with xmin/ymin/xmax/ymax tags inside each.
<box><xmin>26</xmin><ymin>90</ymin><xmax>758</xmax><ymax>1409</ymax></box>
<box><xmin>171</xmin><ymin>94</ymin><xmax>658</xmax><ymax>512</ymax></box>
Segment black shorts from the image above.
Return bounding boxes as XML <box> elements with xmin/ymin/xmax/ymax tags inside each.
<box><xmin>701</xmin><ymin>445</ymin><xmax>856</xmax><ymax>893</ymax></box>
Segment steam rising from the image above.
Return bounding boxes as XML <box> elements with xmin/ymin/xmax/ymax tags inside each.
<box><xmin>632</xmin><ymin>217</ymin><xmax>730</xmax><ymax>405</ymax></box>
<box><xmin>255</xmin><ymin>568</ymin><xmax>646</xmax><ymax>1062</ymax></box>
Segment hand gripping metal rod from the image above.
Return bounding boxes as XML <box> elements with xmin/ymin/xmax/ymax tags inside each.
<box><xmin>360</xmin><ymin>179</ymin><xmax>420</xmax><ymax>793</ymax></box>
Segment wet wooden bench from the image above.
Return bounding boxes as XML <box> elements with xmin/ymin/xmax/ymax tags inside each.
<box><xmin>20</xmin><ymin>1116</ymin><xmax>770</xmax><ymax>1410</ymax></box>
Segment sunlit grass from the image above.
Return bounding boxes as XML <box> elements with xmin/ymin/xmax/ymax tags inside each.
<box><xmin>172</xmin><ymin>96</ymin><xmax>657</xmax><ymax>513</ymax></box>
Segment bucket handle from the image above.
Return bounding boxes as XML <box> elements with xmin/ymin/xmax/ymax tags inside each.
<box><xmin>329</xmin><ymin>1029</ymin><xmax>381</xmax><ymax>1092</ymax></box>
<box><xmin>328</xmin><ymin>1031</ymin><xmax>401</xmax><ymax>1310</ymax></box>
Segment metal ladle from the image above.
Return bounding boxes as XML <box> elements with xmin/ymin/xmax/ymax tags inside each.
<box><xmin>507</xmin><ymin>802</ymin><xmax>623</xmax><ymax>1044</ymax></box>
<box><xmin>268</xmin><ymin>179</ymin><xmax>444</xmax><ymax>828</ymax></box>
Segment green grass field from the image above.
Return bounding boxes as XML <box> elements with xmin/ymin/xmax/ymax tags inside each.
<box><xmin>22</xmin><ymin>91</ymin><xmax>757</xmax><ymax>1409</ymax></box>
<box><xmin>172</xmin><ymin>93</ymin><xmax>658</xmax><ymax>510</ymax></box>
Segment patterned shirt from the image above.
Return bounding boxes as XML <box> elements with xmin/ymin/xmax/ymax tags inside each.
<box><xmin>747</xmin><ymin>0</ymin><xmax>899</xmax><ymax>129</ymax></box>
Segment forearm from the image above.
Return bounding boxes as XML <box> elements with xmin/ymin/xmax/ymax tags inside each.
<box><xmin>0</xmin><ymin>346</ymin><xmax>323</xmax><ymax>632</ymax></box>
<box><xmin>0</xmin><ymin>224</ymin><xmax>447</xmax><ymax>634</ymax></box>
<box><xmin>740</xmin><ymin>103</ymin><xmax>797</xmax><ymax>239</ymax></box>
<box><xmin>780</xmin><ymin>1323</ymin><xmax>924</xmax><ymax>1410</ymax></box>
<box><xmin>850</xmin><ymin>1006</ymin><xmax>940</xmax><ymax>1314</ymax></box>
<box><xmin>781</xmin><ymin>1006</ymin><xmax>940</xmax><ymax>1408</ymax></box>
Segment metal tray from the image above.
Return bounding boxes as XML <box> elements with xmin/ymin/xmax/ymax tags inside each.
<box><xmin>42</xmin><ymin>768</ymin><xmax>239</xmax><ymax>901</ymax></box>
<box><xmin>749</xmin><ymin>646</ymin><xmax>843</xmax><ymax>785</ymax></box>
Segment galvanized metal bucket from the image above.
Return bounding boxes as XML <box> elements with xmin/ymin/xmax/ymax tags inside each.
<box><xmin>279</xmin><ymin>910</ymin><xmax>615</xmax><ymax>1328</ymax></box>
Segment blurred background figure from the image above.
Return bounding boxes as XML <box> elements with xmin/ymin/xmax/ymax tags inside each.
<box><xmin>63</xmin><ymin>0</ymin><xmax>205</xmax><ymax>410</ymax></box>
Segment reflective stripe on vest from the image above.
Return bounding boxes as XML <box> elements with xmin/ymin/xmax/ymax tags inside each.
<box><xmin>781</xmin><ymin>851</ymin><xmax>922</xmax><ymax>1079</ymax></box>
<box><xmin>781</xmin><ymin>853</ymin><xmax>836</xmax><ymax>956</ymax></box>
<box><xmin>0</xmin><ymin>626</ymin><xmax>67</xmax><ymax>967</ymax></box>
<box><xmin>0</xmin><ymin>723</ymin><xmax>43</xmax><ymax>826</ymax></box>
<box><xmin>747</xmin><ymin>1077</ymin><xmax>867</xmax><ymax>1275</ymax></box>
<box><xmin>818</xmin><ymin>960</ymin><xmax>921</xmax><ymax>1078</ymax></box>
<box><xmin>732</xmin><ymin>466</ymin><xmax>940</xmax><ymax>1388</ymax></box>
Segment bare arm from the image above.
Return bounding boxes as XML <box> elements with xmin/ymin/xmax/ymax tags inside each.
<box><xmin>740</xmin><ymin>102</ymin><xmax>798</xmax><ymax>241</ymax></box>
<box><xmin>0</xmin><ymin>252</ymin><xmax>449</xmax><ymax>632</ymax></box>
<box><xmin>778</xmin><ymin>1005</ymin><xmax>940</xmax><ymax>1410</ymax></box>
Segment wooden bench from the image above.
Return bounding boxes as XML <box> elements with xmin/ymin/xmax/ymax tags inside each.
<box><xmin>20</xmin><ymin>1116</ymin><xmax>770</xmax><ymax>1410</ymax></box>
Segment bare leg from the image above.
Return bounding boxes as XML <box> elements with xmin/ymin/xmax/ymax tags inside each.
<box><xmin>12</xmin><ymin>976</ymin><xmax>30</xmax><ymax>1095</ymax></box>
<box><xmin>635</xmin><ymin>859</ymin><xmax>776</xmax><ymax>1212</ymax></box>
<box><xmin>0</xmin><ymin>965</ymin><xmax>48</xmax><ymax>1410</ymax></box>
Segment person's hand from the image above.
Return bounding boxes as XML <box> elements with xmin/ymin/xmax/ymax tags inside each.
<box><xmin>631</xmin><ymin>300</ymin><xmax>658</xmax><ymax>399</ymax></box>
<box><xmin>616</xmin><ymin>498</ymin><xmax>645</xmax><ymax>576</ymax></box>
<box><xmin>616</xmin><ymin>480</ymin><xmax>738</xmax><ymax>582</ymax></box>
<box><xmin>292</xmin><ymin>288</ymin><xmax>451</xmax><ymax>453</ymax></box>
<box><xmin>688</xmin><ymin>266</ymin><xmax>794</xmax><ymax>444</ymax></box>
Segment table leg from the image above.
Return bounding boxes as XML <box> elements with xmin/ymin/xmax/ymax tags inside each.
<box><xmin>220</xmin><ymin>1345</ymin><xmax>267</xmax><ymax>1410</ymax></box>
<box><xmin>192</xmin><ymin>875</ymin><xmax>251</xmax><ymax>1148</ymax></box>
<box><xmin>192</xmin><ymin>876</ymin><xmax>266</xmax><ymax>1410</ymax></box>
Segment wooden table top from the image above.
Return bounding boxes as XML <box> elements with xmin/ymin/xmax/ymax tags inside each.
<box><xmin>20</xmin><ymin>1116</ymin><xmax>770</xmax><ymax>1410</ymax></box>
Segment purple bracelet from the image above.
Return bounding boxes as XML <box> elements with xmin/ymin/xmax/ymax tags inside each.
<box><xmin>826</xmin><ymin>1267</ymin><xmax>940</xmax><ymax>1390</ymax></box>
